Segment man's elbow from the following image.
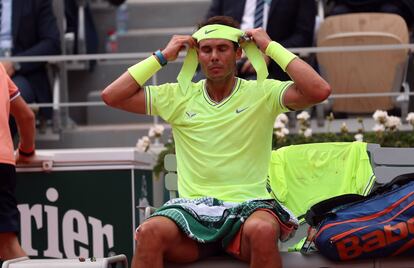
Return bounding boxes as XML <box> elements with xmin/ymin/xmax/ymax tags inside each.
<box><xmin>101</xmin><ymin>89</ymin><xmax>116</xmax><ymax>107</ymax></box>
<box><xmin>313</xmin><ymin>81</ymin><xmax>331</xmax><ymax>103</ymax></box>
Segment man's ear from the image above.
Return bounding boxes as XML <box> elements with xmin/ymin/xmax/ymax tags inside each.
<box><xmin>236</xmin><ymin>47</ymin><xmax>242</xmax><ymax>60</ymax></box>
<box><xmin>195</xmin><ymin>42</ymin><xmax>200</xmax><ymax>55</ymax></box>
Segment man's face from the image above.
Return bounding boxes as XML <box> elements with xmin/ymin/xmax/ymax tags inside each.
<box><xmin>197</xmin><ymin>38</ymin><xmax>242</xmax><ymax>81</ymax></box>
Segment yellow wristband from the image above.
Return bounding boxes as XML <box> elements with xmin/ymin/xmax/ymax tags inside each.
<box><xmin>127</xmin><ymin>55</ymin><xmax>162</xmax><ymax>86</ymax></box>
<box><xmin>265</xmin><ymin>41</ymin><xmax>297</xmax><ymax>71</ymax></box>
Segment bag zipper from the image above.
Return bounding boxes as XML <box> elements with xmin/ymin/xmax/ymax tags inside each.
<box><xmin>330</xmin><ymin>199</ymin><xmax>414</xmax><ymax>242</ymax></box>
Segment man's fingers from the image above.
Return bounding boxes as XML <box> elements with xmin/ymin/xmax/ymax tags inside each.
<box><xmin>174</xmin><ymin>36</ymin><xmax>197</xmax><ymax>51</ymax></box>
<box><xmin>188</xmin><ymin>37</ymin><xmax>197</xmax><ymax>48</ymax></box>
<box><xmin>239</xmin><ymin>34</ymin><xmax>251</xmax><ymax>43</ymax></box>
<box><xmin>181</xmin><ymin>44</ymin><xmax>189</xmax><ymax>51</ymax></box>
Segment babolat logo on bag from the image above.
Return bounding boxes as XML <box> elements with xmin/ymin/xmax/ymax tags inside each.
<box><xmin>333</xmin><ymin>216</ymin><xmax>414</xmax><ymax>260</ymax></box>
<box><xmin>306</xmin><ymin>177</ymin><xmax>414</xmax><ymax>261</ymax></box>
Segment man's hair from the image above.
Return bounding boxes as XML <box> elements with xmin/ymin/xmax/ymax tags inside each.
<box><xmin>198</xmin><ymin>15</ymin><xmax>240</xmax><ymax>29</ymax></box>
<box><xmin>197</xmin><ymin>16</ymin><xmax>241</xmax><ymax>50</ymax></box>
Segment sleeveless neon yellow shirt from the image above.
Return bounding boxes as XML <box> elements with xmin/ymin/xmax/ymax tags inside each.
<box><xmin>145</xmin><ymin>78</ymin><xmax>292</xmax><ymax>202</ymax></box>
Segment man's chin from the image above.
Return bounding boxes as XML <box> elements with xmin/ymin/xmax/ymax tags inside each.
<box><xmin>206</xmin><ymin>74</ymin><xmax>224</xmax><ymax>81</ymax></box>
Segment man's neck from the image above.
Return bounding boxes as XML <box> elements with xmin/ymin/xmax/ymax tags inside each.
<box><xmin>205</xmin><ymin>76</ymin><xmax>236</xmax><ymax>103</ymax></box>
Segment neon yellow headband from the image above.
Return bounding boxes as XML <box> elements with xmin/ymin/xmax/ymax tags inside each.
<box><xmin>177</xmin><ymin>24</ymin><xmax>269</xmax><ymax>92</ymax></box>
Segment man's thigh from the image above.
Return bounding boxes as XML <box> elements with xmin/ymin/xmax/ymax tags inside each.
<box><xmin>0</xmin><ymin>164</ymin><xmax>20</xmax><ymax>233</ymax></box>
<box><xmin>139</xmin><ymin>216</ymin><xmax>201</xmax><ymax>263</ymax></box>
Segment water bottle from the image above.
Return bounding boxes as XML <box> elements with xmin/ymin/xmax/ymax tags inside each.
<box><xmin>116</xmin><ymin>3</ymin><xmax>128</xmax><ymax>35</ymax></box>
<box><xmin>105</xmin><ymin>29</ymin><xmax>118</xmax><ymax>53</ymax></box>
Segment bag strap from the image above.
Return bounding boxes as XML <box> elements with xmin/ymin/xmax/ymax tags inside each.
<box><xmin>305</xmin><ymin>194</ymin><xmax>365</xmax><ymax>226</ymax></box>
<box><xmin>302</xmin><ymin>194</ymin><xmax>366</xmax><ymax>254</ymax></box>
<box><xmin>305</xmin><ymin>173</ymin><xmax>414</xmax><ymax>227</ymax></box>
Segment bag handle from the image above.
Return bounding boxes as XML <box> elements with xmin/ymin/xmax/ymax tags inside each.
<box><xmin>305</xmin><ymin>194</ymin><xmax>365</xmax><ymax>226</ymax></box>
<box><xmin>305</xmin><ymin>173</ymin><xmax>414</xmax><ymax>227</ymax></box>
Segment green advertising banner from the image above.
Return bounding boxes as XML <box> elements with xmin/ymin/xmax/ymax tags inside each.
<box><xmin>15</xmin><ymin>168</ymin><xmax>153</xmax><ymax>263</ymax></box>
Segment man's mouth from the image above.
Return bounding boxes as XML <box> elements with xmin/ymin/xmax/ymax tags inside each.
<box><xmin>209</xmin><ymin>65</ymin><xmax>223</xmax><ymax>71</ymax></box>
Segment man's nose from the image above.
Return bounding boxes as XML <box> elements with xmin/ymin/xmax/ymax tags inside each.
<box><xmin>211</xmin><ymin>49</ymin><xmax>219</xmax><ymax>61</ymax></box>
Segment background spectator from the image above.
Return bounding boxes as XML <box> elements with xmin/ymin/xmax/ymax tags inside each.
<box><xmin>205</xmin><ymin>0</ymin><xmax>316</xmax><ymax>81</ymax></box>
<box><xmin>1</xmin><ymin>0</ymin><xmax>61</xmax><ymax>135</ymax></box>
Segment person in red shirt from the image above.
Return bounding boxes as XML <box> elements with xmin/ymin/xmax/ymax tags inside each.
<box><xmin>0</xmin><ymin>64</ymin><xmax>35</xmax><ymax>262</ymax></box>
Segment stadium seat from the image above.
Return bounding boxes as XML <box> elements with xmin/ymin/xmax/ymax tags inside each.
<box><xmin>316</xmin><ymin>13</ymin><xmax>410</xmax><ymax>123</ymax></box>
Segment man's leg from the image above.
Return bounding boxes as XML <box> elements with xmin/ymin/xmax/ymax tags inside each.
<box><xmin>132</xmin><ymin>216</ymin><xmax>200</xmax><ymax>268</ymax></box>
<box><xmin>0</xmin><ymin>232</ymin><xmax>26</xmax><ymax>260</ymax></box>
<box><xmin>238</xmin><ymin>210</ymin><xmax>282</xmax><ymax>268</ymax></box>
<box><xmin>0</xmin><ymin>165</ymin><xmax>27</xmax><ymax>261</ymax></box>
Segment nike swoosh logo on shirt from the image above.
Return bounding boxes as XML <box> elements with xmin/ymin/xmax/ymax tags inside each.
<box><xmin>236</xmin><ymin>107</ymin><xmax>248</xmax><ymax>113</ymax></box>
<box><xmin>205</xmin><ymin>29</ymin><xmax>218</xmax><ymax>34</ymax></box>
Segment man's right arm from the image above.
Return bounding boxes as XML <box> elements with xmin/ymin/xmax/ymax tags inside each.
<box><xmin>244</xmin><ymin>28</ymin><xmax>331</xmax><ymax>110</ymax></box>
<box><xmin>102</xmin><ymin>35</ymin><xmax>196</xmax><ymax>115</ymax></box>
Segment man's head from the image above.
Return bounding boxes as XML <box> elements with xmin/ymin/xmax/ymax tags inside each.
<box><xmin>195</xmin><ymin>16</ymin><xmax>242</xmax><ymax>81</ymax></box>
<box><xmin>198</xmin><ymin>16</ymin><xmax>241</xmax><ymax>50</ymax></box>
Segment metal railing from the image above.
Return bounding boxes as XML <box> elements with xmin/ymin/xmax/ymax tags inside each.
<box><xmin>3</xmin><ymin>43</ymin><xmax>414</xmax><ymax>132</ymax></box>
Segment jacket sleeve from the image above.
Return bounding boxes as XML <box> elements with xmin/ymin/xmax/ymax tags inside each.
<box><xmin>14</xmin><ymin>0</ymin><xmax>61</xmax><ymax>74</ymax></box>
<box><xmin>279</xmin><ymin>0</ymin><xmax>316</xmax><ymax>48</ymax></box>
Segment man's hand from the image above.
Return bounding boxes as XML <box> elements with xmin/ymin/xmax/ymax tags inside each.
<box><xmin>161</xmin><ymin>35</ymin><xmax>197</xmax><ymax>62</ymax></box>
<box><xmin>15</xmin><ymin>150</ymin><xmax>35</xmax><ymax>164</ymax></box>
<box><xmin>243</xmin><ymin>28</ymin><xmax>272</xmax><ymax>53</ymax></box>
<box><xmin>1</xmin><ymin>61</ymin><xmax>16</xmax><ymax>76</ymax></box>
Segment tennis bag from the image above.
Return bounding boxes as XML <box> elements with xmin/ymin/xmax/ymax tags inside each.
<box><xmin>305</xmin><ymin>174</ymin><xmax>414</xmax><ymax>261</ymax></box>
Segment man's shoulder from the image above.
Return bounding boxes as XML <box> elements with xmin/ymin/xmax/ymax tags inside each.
<box><xmin>148</xmin><ymin>81</ymin><xmax>204</xmax><ymax>98</ymax></box>
<box><xmin>238</xmin><ymin>78</ymin><xmax>288</xmax><ymax>89</ymax></box>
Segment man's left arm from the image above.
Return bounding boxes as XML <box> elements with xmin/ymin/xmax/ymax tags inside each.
<box><xmin>244</xmin><ymin>28</ymin><xmax>331</xmax><ymax>111</ymax></box>
<box><xmin>13</xmin><ymin>0</ymin><xmax>61</xmax><ymax>74</ymax></box>
<box><xmin>282</xmin><ymin>58</ymin><xmax>331</xmax><ymax>110</ymax></box>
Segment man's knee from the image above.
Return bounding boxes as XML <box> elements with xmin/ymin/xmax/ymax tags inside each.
<box><xmin>243</xmin><ymin>212</ymin><xmax>281</xmax><ymax>247</ymax></box>
<box><xmin>134</xmin><ymin>217</ymin><xmax>200</xmax><ymax>263</ymax></box>
<box><xmin>240</xmin><ymin>213</ymin><xmax>281</xmax><ymax>262</ymax></box>
<box><xmin>135</xmin><ymin>217</ymin><xmax>180</xmax><ymax>251</ymax></box>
